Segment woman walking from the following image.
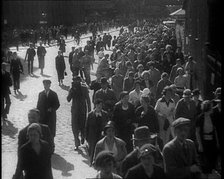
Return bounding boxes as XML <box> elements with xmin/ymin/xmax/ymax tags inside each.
<box><xmin>55</xmin><ymin>50</ymin><xmax>66</xmax><ymax>85</ymax></box>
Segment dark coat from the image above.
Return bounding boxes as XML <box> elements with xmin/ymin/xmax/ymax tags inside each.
<box><xmin>85</xmin><ymin>110</ymin><xmax>108</xmax><ymax>163</ymax></box>
<box><xmin>14</xmin><ymin>140</ymin><xmax>53</xmax><ymax>179</ymax></box>
<box><xmin>25</xmin><ymin>48</ymin><xmax>36</xmax><ymax>61</ymax></box>
<box><xmin>112</xmin><ymin>101</ymin><xmax>136</xmax><ymax>152</ymax></box>
<box><xmin>55</xmin><ymin>55</ymin><xmax>66</xmax><ymax>81</ymax></box>
<box><xmin>94</xmin><ymin>88</ymin><xmax>117</xmax><ymax>112</ymax></box>
<box><xmin>37</xmin><ymin>90</ymin><xmax>60</xmax><ymax>137</ymax></box>
<box><xmin>125</xmin><ymin>164</ymin><xmax>166</xmax><ymax>179</ymax></box>
<box><xmin>135</xmin><ymin>105</ymin><xmax>159</xmax><ymax>134</ymax></box>
<box><xmin>10</xmin><ymin>58</ymin><xmax>23</xmax><ymax>77</ymax></box>
<box><xmin>18</xmin><ymin>123</ymin><xmax>54</xmax><ymax>153</ymax></box>
<box><xmin>1</xmin><ymin>70</ymin><xmax>12</xmax><ymax>96</ymax></box>
<box><xmin>162</xmin><ymin>137</ymin><xmax>199</xmax><ymax>179</ymax></box>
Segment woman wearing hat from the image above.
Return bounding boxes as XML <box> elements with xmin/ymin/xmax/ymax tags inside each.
<box><xmin>125</xmin><ymin>144</ymin><xmax>165</xmax><ymax>179</ymax></box>
<box><xmin>112</xmin><ymin>91</ymin><xmax>136</xmax><ymax>153</ymax></box>
<box><xmin>93</xmin><ymin>121</ymin><xmax>127</xmax><ymax>174</ymax></box>
<box><xmin>94</xmin><ymin>151</ymin><xmax>122</xmax><ymax>179</ymax></box>
<box><xmin>129</xmin><ymin>80</ymin><xmax>143</xmax><ymax>109</ymax></box>
<box><xmin>13</xmin><ymin>123</ymin><xmax>53</xmax><ymax>179</ymax></box>
<box><xmin>111</xmin><ymin>68</ymin><xmax>124</xmax><ymax>101</ymax></box>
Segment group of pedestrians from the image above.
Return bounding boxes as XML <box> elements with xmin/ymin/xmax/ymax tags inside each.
<box><xmin>1</xmin><ymin>17</ymin><xmax>222</xmax><ymax>179</ymax></box>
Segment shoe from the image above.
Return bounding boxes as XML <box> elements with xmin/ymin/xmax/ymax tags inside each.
<box><xmin>14</xmin><ymin>90</ymin><xmax>17</xmax><ymax>95</ymax></box>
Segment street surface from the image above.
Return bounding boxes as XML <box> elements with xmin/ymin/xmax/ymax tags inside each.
<box><xmin>2</xmin><ymin>28</ymin><xmax>122</xmax><ymax>179</ymax></box>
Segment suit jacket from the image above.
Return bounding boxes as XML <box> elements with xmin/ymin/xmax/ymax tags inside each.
<box><xmin>162</xmin><ymin>137</ymin><xmax>199</xmax><ymax>179</ymax></box>
<box><xmin>125</xmin><ymin>164</ymin><xmax>166</xmax><ymax>179</ymax></box>
<box><xmin>18</xmin><ymin>123</ymin><xmax>54</xmax><ymax>153</ymax></box>
<box><xmin>37</xmin><ymin>90</ymin><xmax>60</xmax><ymax>137</ymax></box>
<box><xmin>94</xmin><ymin>88</ymin><xmax>117</xmax><ymax>112</ymax></box>
<box><xmin>93</xmin><ymin>136</ymin><xmax>127</xmax><ymax>164</ymax></box>
<box><xmin>1</xmin><ymin>70</ymin><xmax>12</xmax><ymax>96</ymax></box>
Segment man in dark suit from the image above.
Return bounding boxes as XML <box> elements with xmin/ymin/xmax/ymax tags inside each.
<box><xmin>94</xmin><ymin>77</ymin><xmax>117</xmax><ymax>119</ymax></box>
<box><xmin>121</xmin><ymin>126</ymin><xmax>163</xmax><ymax>177</ymax></box>
<box><xmin>85</xmin><ymin>98</ymin><xmax>108</xmax><ymax>165</ymax></box>
<box><xmin>163</xmin><ymin>117</ymin><xmax>202</xmax><ymax>179</ymax></box>
<box><xmin>37</xmin><ymin>80</ymin><xmax>60</xmax><ymax>140</ymax></box>
<box><xmin>1</xmin><ymin>62</ymin><xmax>12</xmax><ymax>121</ymax></box>
<box><xmin>17</xmin><ymin>108</ymin><xmax>54</xmax><ymax>153</ymax></box>
<box><xmin>24</xmin><ymin>43</ymin><xmax>36</xmax><ymax>75</ymax></box>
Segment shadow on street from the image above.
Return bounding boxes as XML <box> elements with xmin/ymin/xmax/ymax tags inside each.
<box><xmin>12</xmin><ymin>91</ymin><xmax>28</xmax><ymax>101</ymax></box>
<box><xmin>51</xmin><ymin>153</ymin><xmax>74</xmax><ymax>177</ymax></box>
<box><xmin>41</xmin><ymin>73</ymin><xmax>51</xmax><ymax>78</ymax></box>
<box><xmin>2</xmin><ymin>120</ymin><xmax>18</xmax><ymax>139</ymax></box>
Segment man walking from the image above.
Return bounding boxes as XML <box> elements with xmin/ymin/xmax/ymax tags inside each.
<box><xmin>37</xmin><ymin>42</ymin><xmax>47</xmax><ymax>75</ymax></box>
<box><xmin>37</xmin><ymin>80</ymin><xmax>60</xmax><ymax>140</ymax></box>
<box><xmin>67</xmin><ymin>76</ymin><xmax>91</xmax><ymax>150</ymax></box>
<box><xmin>25</xmin><ymin>43</ymin><xmax>36</xmax><ymax>75</ymax></box>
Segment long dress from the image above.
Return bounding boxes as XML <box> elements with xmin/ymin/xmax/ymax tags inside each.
<box><xmin>55</xmin><ymin>55</ymin><xmax>66</xmax><ymax>82</ymax></box>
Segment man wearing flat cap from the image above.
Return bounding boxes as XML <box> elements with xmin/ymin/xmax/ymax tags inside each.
<box><xmin>121</xmin><ymin>126</ymin><xmax>163</xmax><ymax>177</ymax></box>
<box><xmin>125</xmin><ymin>144</ymin><xmax>166</xmax><ymax>179</ymax></box>
<box><xmin>163</xmin><ymin>117</ymin><xmax>202</xmax><ymax>179</ymax></box>
<box><xmin>175</xmin><ymin>89</ymin><xmax>197</xmax><ymax>141</ymax></box>
<box><xmin>37</xmin><ymin>80</ymin><xmax>60</xmax><ymax>140</ymax></box>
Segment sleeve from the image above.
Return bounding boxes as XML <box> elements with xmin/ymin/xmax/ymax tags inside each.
<box><xmin>13</xmin><ymin>147</ymin><xmax>24</xmax><ymax>179</ymax></box>
<box><xmin>36</xmin><ymin>93</ymin><xmax>41</xmax><ymax>110</ymax></box>
<box><xmin>124</xmin><ymin>168</ymin><xmax>136</xmax><ymax>179</ymax></box>
<box><xmin>52</xmin><ymin>92</ymin><xmax>60</xmax><ymax>111</ymax></box>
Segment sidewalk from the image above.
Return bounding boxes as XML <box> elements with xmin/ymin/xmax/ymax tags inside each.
<box><xmin>9</xmin><ymin>27</ymin><xmax>123</xmax><ymax>51</ymax></box>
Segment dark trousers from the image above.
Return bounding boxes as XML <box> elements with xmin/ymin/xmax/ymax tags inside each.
<box><xmin>200</xmin><ymin>139</ymin><xmax>218</xmax><ymax>174</ymax></box>
<box><xmin>12</xmin><ymin>73</ymin><xmax>20</xmax><ymax>90</ymax></box>
<box><xmin>72</xmin><ymin>67</ymin><xmax>83</xmax><ymax>79</ymax></box>
<box><xmin>28</xmin><ymin>60</ymin><xmax>34</xmax><ymax>73</ymax></box>
<box><xmin>1</xmin><ymin>94</ymin><xmax>11</xmax><ymax>118</ymax></box>
<box><xmin>71</xmin><ymin>110</ymin><xmax>85</xmax><ymax>147</ymax></box>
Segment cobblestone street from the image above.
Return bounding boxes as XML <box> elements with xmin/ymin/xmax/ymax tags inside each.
<box><xmin>2</xmin><ymin>28</ymin><xmax>121</xmax><ymax>179</ymax></box>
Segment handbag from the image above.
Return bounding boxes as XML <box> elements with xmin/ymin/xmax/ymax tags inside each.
<box><xmin>163</xmin><ymin>118</ymin><xmax>170</xmax><ymax>131</ymax></box>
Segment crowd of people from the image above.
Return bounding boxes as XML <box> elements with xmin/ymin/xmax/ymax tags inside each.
<box><xmin>1</xmin><ymin>17</ymin><xmax>222</xmax><ymax>179</ymax></box>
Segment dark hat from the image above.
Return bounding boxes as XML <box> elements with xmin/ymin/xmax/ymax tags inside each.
<box><xmin>104</xmin><ymin>121</ymin><xmax>115</xmax><ymax>133</ymax></box>
<box><xmin>214</xmin><ymin>87</ymin><xmax>221</xmax><ymax>95</ymax></box>
<box><xmin>43</xmin><ymin>79</ymin><xmax>51</xmax><ymax>84</ymax></box>
<box><xmin>95</xmin><ymin>150</ymin><xmax>115</xmax><ymax>168</ymax></box>
<box><xmin>100</xmin><ymin>77</ymin><xmax>108</xmax><ymax>84</ymax></box>
<box><xmin>192</xmin><ymin>88</ymin><xmax>200</xmax><ymax>96</ymax></box>
<box><xmin>183</xmin><ymin>89</ymin><xmax>192</xmax><ymax>97</ymax></box>
<box><xmin>132</xmin><ymin>126</ymin><xmax>151</xmax><ymax>141</ymax></box>
<box><xmin>172</xmin><ymin>117</ymin><xmax>190</xmax><ymax>129</ymax></box>
<box><xmin>138</xmin><ymin>143</ymin><xmax>157</xmax><ymax>158</ymax></box>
